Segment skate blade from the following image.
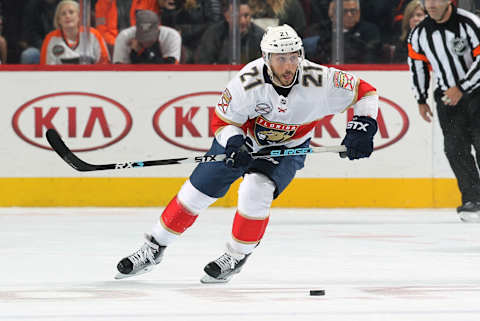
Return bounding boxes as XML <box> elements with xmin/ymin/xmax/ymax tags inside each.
<box><xmin>459</xmin><ymin>212</ymin><xmax>480</xmax><ymax>223</ymax></box>
<box><xmin>114</xmin><ymin>266</ymin><xmax>154</xmax><ymax>280</ymax></box>
<box><xmin>200</xmin><ymin>274</ymin><xmax>232</xmax><ymax>284</ymax></box>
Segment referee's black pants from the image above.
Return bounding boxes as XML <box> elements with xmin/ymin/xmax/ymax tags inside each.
<box><xmin>435</xmin><ymin>89</ymin><xmax>480</xmax><ymax>204</ymax></box>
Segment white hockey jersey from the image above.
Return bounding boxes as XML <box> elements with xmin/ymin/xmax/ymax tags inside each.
<box><xmin>212</xmin><ymin>58</ymin><xmax>379</xmax><ymax>152</ymax></box>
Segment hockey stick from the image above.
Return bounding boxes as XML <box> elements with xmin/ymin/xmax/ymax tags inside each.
<box><xmin>46</xmin><ymin>128</ymin><xmax>346</xmax><ymax>172</ymax></box>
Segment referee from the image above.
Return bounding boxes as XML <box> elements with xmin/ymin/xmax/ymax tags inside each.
<box><xmin>408</xmin><ymin>0</ymin><xmax>480</xmax><ymax>222</ymax></box>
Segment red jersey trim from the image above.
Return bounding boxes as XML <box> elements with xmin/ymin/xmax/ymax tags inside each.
<box><xmin>357</xmin><ymin>79</ymin><xmax>377</xmax><ymax>100</ymax></box>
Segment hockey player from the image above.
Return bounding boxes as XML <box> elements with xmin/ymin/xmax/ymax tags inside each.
<box><xmin>116</xmin><ymin>24</ymin><xmax>379</xmax><ymax>283</ymax></box>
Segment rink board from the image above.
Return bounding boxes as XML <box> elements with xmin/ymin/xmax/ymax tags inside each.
<box><xmin>0</xmin><ymin>177</ymin><xmax>458</xmax><ymax>207</ymax></box>
<box><xmin>0</xmin><ymin>65</ymin><xmax>460</xmax><ymax>207</ymax></box>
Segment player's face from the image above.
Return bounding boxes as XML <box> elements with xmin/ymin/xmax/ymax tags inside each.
<box><xmin>269</xmin><ymin>52</ymin><xmax>300</xmax><ymax>86</ymax></box>
<box><xmin>58</xmin><ymin>3</ymin><xmax>79</xmax><ymax>30</ymax></box>
<box><xmin>425</xmin><ymin>0</ymin><xmax>451</xmax><ymax>22</ymax></box>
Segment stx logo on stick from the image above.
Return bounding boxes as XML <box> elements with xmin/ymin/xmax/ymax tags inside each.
<box><xmin>194</xmin><ymin>155</ymin><xmax>218</xmax><ymax>162</ymax></box>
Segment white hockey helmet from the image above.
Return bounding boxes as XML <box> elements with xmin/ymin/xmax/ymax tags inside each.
<box><xmin>260</xmin><ymin>24</ymin><xmax>304</xmax><ymax>56</ymax></box>
<box><xmin>260</xmin><ymin>24</ymin><xmax>304</xmax><ymax>88</ymax></box>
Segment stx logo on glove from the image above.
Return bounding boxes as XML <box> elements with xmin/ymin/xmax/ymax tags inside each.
<box><xmin>346</xmin><ymin>120</ymin><xmax>369</xmax><ymax>132</ymax></box>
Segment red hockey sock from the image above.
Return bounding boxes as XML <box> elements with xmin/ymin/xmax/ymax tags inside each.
<box><xmin>231</xmin><ymin>210</ymin><xmax>269</xmax><ymax>244</ymax></box>
<box><xmin>161</xmin><ymin>196</ymin><xmax>198</xmax><ymax>234</ymax></box>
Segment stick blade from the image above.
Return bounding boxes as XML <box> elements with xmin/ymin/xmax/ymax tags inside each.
<box><xmin>46</xmin><ymin>128</ymin><xmax>97</xmax><ymax>171</ymax></box>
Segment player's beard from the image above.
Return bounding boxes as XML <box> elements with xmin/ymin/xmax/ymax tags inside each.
<box><xmin>273</xmin><ymin>69</ymin><xmax>297</xmax><ymax>87</ymax></box>
<box><xmin>282</xmin><ymin>71</ymin><xmax>294</xmax><ymax>83</ymax></box>
<box><xmin>267</xmin><ymin>60</ymin><xmax>300</xmax><ymax>89</ymax></box>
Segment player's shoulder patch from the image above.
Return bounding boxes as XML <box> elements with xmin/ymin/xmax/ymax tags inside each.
<box><xmin>333</xmin><ymin>70</ymin><xmax>355</xmax><ymax>91</ymax></box>
<box><xmin>218</xmin><ymin>88</ymin><xmax>232</xmax><ymax>113</ymax></box>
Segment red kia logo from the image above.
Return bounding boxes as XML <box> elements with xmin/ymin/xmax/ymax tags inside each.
<box><xmin>153</xmin><ymin>92</ymin><xmax>221</xmax><ymax>152</ymax></box>
<box><xmin>12</xmin><ymin>92</ymin><xmax>132</xmax><ymax>152</ymax></box>
<box><xmin>153</xmin><ymin>92</ymin><xmax>408</xmax><ymax>152</ymax></box>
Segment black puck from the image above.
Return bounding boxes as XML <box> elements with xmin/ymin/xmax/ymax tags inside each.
<box><xmin>309</xmin><ymin>289</ymin><xmax>325</xmax><ymax>296</ymax></box>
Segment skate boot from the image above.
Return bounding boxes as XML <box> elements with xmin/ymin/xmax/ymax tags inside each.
<box><xmin>115</xmin><ymin>234</ymin><xmax>166</xmax><ymax>279</ymax></box>
<box><xmin>457</xmin><ymin>201</ymin><xmax>480</xmax><ymax>223</ymax></box>
<box><xmin>200</xmin><ymin>250</ymin><xmax>251</xmax><ymax>284</ymax></box>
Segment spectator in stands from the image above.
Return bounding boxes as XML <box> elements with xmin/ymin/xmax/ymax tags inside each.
<box><xmin>0</xmin><ymin>11</ymin><xmax>6</xmax><ymax>63</ymax></box>
<box><xmin>249</xmin><ymin>0</ymin><xmax>306</xmax><ymax>36</ymax></box>
<box><xmin>20</xmin><ymin>0</ymin><xmax>59</xmax><ymax>64</ymax></box>
<box><xmin>40</xmin><ymin>0</ymin><xmax>110</xmax><ymax>64</ymax></box>
<box><xmin>95</xmin><ymin>0</ymin><xmax>159</xmax><ymax>53</ymax></box>
<box><xmin>113</xmin><ymin>9</ymin><xmax>180</xmax><ymax>63</ymax></box>
<box><xmin>158</xmin><ymin>0</ymin><xmax>176</xmax><ymax>27</ymax></box>
<box><xmin>303</xmin><ymin>0</ymin><xmax>381</xmax><ymax>64</ymax></box>
<box><xmin>194</xmin><ymin>0</ymin><xmax>263</xmax><ymax>64</ymax></box>
<box><xmin>391</xmin><ymin>0</ymin><xmax>426</xmax><ymax>63</ymax></box>
<box><xmin>392</xmin><ymin>0</ymin><xmax>412</xmax><ymax>41</ymax></box>
<box><xmin>172</xmin><ymin>0</ymin><xmax>223</xmax><ymax>63</ymax></box>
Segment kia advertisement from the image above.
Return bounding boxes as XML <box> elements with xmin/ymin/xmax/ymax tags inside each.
<box><xmin>13</xmin><ymin>92</ymin><xmax>132</xmax><ymax>152</ymax></box>
<box><xmin>1</xmin><ymin>69</ymin><xmax>441</xmax><ymax>180</ymax></box>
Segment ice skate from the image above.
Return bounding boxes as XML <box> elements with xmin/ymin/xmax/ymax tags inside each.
<box><xmin>200</xmin><ymin>249</ymin><xmax>250</xmax><ymax>284</ymax></box>
<box><xmin>115</xmin><ymin>234</ymin><xmax>166</xmax><ymax>279</ymax></box>
<box><xmin>457</xmin><ymin>201</ymin><xmax>480</xmax><ymax>223</ymax></box>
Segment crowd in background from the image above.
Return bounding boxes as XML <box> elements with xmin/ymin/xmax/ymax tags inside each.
<box><xmin>0</xmin><ymin>0</ymin><xmax>479</xmax><ymax>65</ymax></box>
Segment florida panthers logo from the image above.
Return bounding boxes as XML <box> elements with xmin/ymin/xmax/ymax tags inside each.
<box><xmin>254</xmin><ymin>116</ymin><xmax>299</xmax><ymax>145</ymax></box>
<box><xmin>218</xmin><ymin>88</ymin><xmax>232</xmax><ymax>113</ymax></box>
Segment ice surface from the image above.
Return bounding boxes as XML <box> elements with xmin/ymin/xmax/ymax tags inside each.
<box><xmin>1</xmin><ymin>207</ymin><xmax>479</xmax><ymax>321</ymax></box>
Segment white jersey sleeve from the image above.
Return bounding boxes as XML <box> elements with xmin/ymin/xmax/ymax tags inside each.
<box><xmin>214</xmin><ymin>62</ymin><xmax>263</xmax><ymax>146</ymax></box>
<box><xmin>325</xmin><ymin>67</ymin><xmax>378</xmax><ymax>119</ymax></box>
<box><xmin>324</xmin><ymin>67</ymin><xmax>360</xmax><ymax>114</ymax></box>
<box><xmin>214</xmin><ymin>77</ymin><xmax>251</xmax><ymax>147</ymax></box>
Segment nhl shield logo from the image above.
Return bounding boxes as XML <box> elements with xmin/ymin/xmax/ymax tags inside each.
<box><xmin>255</xmin><ymin>103</ymin><xmax>273</xmax><ymax>115</ymax></box>
<box><xmin>450</xmin><ymin>37</ymin><xmax>468</xmax><ymax>56</ymax></box>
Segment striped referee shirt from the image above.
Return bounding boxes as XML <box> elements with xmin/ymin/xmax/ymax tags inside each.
<box><xmin>408</xmin><ymin>5</ymin><xmax>480</xmax><ymax>103</ymax></box>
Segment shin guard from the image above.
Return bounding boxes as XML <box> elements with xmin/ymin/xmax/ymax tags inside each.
<box><xmin>231</xmin><ymin>210</ymin><xmax>269</xmax><ymax>244</ymax></box>
<box><xmin>160</xmin><ymin>196</ymin><xmax>198</xmax><ymax>235</ymax></box>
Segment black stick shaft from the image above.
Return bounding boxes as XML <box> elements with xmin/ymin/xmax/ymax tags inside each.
<box><xmin>46</xmin><ymin>128</ymin><xmax>345</xmax><ymax>172</ymax></box>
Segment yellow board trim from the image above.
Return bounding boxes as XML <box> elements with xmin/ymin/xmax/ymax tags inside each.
<box><xmin>0</xmin><ymin>177</ymin><xmax>460</xmax><ymax>208</ymax></box>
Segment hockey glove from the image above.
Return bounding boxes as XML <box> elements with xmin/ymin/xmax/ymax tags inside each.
<box><xmin>224</xmin><ymin>135</ymin><xmax>253</xmax><ymax>169</ymax></box>
<box><xmin>340</xmin><ymin>116</ymin><xmax>377</xmax><ymax>160</ymax></box>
